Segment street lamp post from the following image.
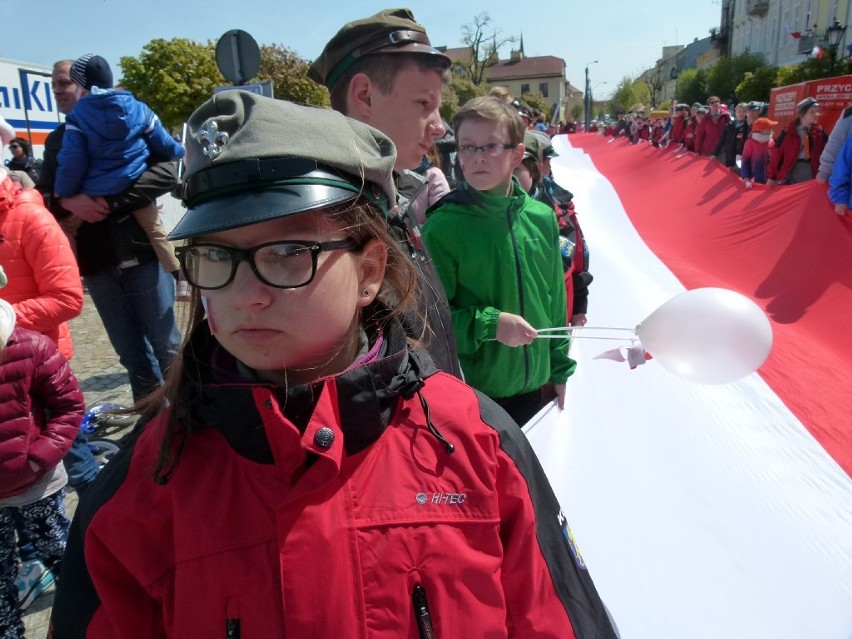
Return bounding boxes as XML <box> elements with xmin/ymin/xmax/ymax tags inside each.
<box><xmin>826</xmin><ymin>19</ymin><xmax>847</xmax><ymax>76</ymax></box>
<box><xmin>584</xmin><ymin>60</ymin><xmax>598</xmax><ymax>130</ymax></box>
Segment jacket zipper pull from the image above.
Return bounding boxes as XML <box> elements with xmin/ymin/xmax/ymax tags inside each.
<box><xmin>412</xmin><ymin>583</ymin><xmax>437</xmax><ymax>639</ymax></box>
<box><xmin>225</xmin><ymin>618</ymin><xmax>241</xmax><ymax>638</ymax></box>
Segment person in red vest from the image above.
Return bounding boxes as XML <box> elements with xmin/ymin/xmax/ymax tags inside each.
<box><xmin>767</xmin><ymin>97</ymin><xmax>827</xmax><ymax>186</ymax></box>
<box><xmin>694</xmin><ymin>96</ymin><xmax>731</xmax><ymax>156</ymax></box>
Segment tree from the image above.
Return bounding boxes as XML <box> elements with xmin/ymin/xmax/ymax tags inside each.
<box><xmin>631</xmin><ymin>79</ymin><xmax>652</xmax><ymax>108</ymax></box>
<box><xmin>439</xmin><ymin>84</ymin><xmax>460</xmax><ymax>124</ymax></box>
<box><xmin>641</xmin><ymin>65</ymin><xmax>663</xmax><ymax>108</ymax></box>
<box><xmin>440</xmin><ymin>76</ymin><xmax>487</xmax><ymax>122</ymax></box>
<box><xmin>675</xmin><ymin>68</ymin><xmax>707</xmax><ymax>107</ymax></box>
<box><xmin>570</xmin><ymin>103</ymin><xmax>583</xmax><ymax>120</ymax></box>
<box><xmin>705</xmin><ymin>53</ymin><xmax>764</xmax><ymax>102</ymax></box>
<box><xmin>120</xmin><ymin>38</ymin><xmax>329</xmax><ymax>133</ymax></box>
<box><xmin>119</xmin><ymin>38</ymin><xmax>224</xmax><ymax>131</ymax></box>
<box><xmin>520</xmin><ymin>91</ymin><xmax>552</xmax><ymax>121</ymax></box>
<box><xmin>459</xmin><ymin>13</ymin><xmax>515</xmax><ymax>86</ymax></box>
<box><xmin>736</xmin><ymin>66</ymin><xmax>778</xmax><ymax>102</ymax></box>
<box><xmin>776</xmin><ymin>57</ymin><xmax>832</xmax><ymax>85</ymax></box>
<box><xmin>256</xmin><ymin>44</ymin><xmax>329</xmax><ymax>108</ymax></box>
<box><xmin>609</xmin><ymin>76</ymin><xmax>639</xmax><ymax>115</ymax></box>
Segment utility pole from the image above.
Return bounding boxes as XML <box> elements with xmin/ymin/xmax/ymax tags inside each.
<box><xmin>584</xmin><ymin>60</ymin><xmax>598</xmax><ymax>130</ymax></box>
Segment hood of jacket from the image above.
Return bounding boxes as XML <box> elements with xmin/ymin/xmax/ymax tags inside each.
<box><xmin>172</xmin><ymin>315</ymin><xmax>439</xmax><ymax>466</ymax></box>
<box><xmin>70</xmin><ymin>90</ymin><xmax>150</xmax><ymax>142</ymax></box>
<box><xmin>424</xmin><ymin>177</ymin><xmax>527</xmax><ymax>220</ymax></box>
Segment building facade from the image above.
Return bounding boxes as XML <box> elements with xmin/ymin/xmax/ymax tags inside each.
<box><xmin>441</xmin><ymin>45</ymin><xmax>567</xmax><ymax>117</ymax></box>
<box><xmin>725</xmin><ymin>0</ymin><xmax>850</xmax><ymax>67</ymax></box>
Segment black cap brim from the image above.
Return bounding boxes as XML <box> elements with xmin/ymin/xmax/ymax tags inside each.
<box><xmin>168</xmin><ymin>184</ymin><xmax>359</xmax><ymax>240</ymax></box>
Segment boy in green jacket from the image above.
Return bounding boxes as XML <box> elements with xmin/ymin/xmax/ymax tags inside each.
<box><xmin>422</xmin><ymin>96</ymin><xmax>576</xmax><ymax>426</ymax></box>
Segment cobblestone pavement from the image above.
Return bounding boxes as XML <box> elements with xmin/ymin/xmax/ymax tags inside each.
<box><xmin>22</xmin><ymin>291</ymin><xmax>188</xmax><ymax>637</ymax></box>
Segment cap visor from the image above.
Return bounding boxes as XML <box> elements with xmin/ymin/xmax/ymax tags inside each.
<box><xmin>372</xmin><ymin>42</ymin><xmax>450</xmax><ymax>65</ymax></box>
<box><xmin>168</xmin><ymin>184</ymin><xmax>358</xmax><ymax>240</ymax></box>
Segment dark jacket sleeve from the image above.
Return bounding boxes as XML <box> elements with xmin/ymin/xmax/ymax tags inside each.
<box><xmin>50</xmin><ymin>436</ymin><xmax>165</xmax><ymax>638</ymax></box>
<box><xmin>480</xmin><ymin>394</ymin><xmax>619</xmax><ymax>638</ymax></box>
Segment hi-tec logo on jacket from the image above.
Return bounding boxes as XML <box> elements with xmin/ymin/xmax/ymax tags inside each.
<box><xmin>416</xmin><ymin>492</ymin><xmax>467</xmax><ymax>505</ymax></box>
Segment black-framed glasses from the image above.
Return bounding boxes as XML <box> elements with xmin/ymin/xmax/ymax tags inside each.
<box><xmin>175</xmin><ymin>239</ymin><xmax>361</xmax><ymax>290</ymax></box>
<box><xmin>8</xmin><ymin>144</ymin><xmax>19</xmax><ymax>149</ymax></box>
<box><xmin>457</xmin><ymin>143</ymin><xmax>515</xmax><ymax>158</ymax></box>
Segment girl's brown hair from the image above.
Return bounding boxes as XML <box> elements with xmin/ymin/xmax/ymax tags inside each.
<box><xmin>140</xmin><ymin>199</ymin><xmax>422</xmax><ymax>481</ymax></box>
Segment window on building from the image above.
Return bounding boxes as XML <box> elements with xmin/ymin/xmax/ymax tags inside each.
<box><xmin>539</xmin><ymin>82</ymin><xmax>549</xmax><ymax>97</ymax></box>
<box><xmin>521</xmin><ymin>83</ymin><xmax>530</xmax><ymax>94</ymax></box>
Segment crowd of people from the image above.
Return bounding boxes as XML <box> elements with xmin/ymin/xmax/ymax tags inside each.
<box><xmin>0</xmin><ymin>8</ymin><xmax>624</xmax><ymax>639</ymax></box>
<box><xmin>577</xmin><ymin>93</ymin><xmax>852</xmax><ymax>209</ymax></box>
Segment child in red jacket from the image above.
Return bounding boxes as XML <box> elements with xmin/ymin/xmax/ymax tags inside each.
<box><xmin>0</xmin><ymin>298</ymin><xmax>84</xmax><ymax>637</ymax></box>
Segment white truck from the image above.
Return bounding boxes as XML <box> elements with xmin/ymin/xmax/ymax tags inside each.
<box><xmin>0</xmin><ymin>57</ymin><xmax>62</xmax><ymax>161</ymax></box>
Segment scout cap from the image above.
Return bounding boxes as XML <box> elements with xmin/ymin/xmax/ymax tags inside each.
<box><xmin>797</xmin><ymin>96</ymin><xmax>819</xmax><ymax>115</ymax></box>
<box><xmin>746</xmin><ymin>101</ymin><xmax>763</xmax><ymax>111</ymax></box>
<box><xmin>308</xmin><ymin>8</ymin><xmax>450</xmax><ymax>89</ymax></box>
<box><xmin>170</xmin><ymin>90</ymin><xmax>397</xmax><ymax>240</ymax></box>
<box><xmin>523</xmin><ymin>130</ymin><xmax>558</xmax><ymax>162</ymax></box>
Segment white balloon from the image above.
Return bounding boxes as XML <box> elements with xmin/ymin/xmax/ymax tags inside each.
<box><xmin>635</xmin><ymin>288</ymin><xmax>773</xmax><ymax>385</ymax></box>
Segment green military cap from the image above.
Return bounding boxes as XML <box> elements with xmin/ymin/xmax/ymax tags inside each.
<box><xmin>169</xmin><ymin>90</ymin><xmax>397</xmax><ymax>240</ymax></box>
<box><xmin>523</xmin><ymin>130</ymin><xmax>558</xmax><ymax>163</ymax></box>
<box><xmin>308</xmin><ymin>8</ymin><xmax>450</xmax><ymax>90</ymax></box>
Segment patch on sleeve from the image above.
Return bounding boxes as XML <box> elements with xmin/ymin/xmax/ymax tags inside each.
<box><xmin>558</xmin><ymin>509</ymin><xmax>587</xmax><ymax>570</ymax></box>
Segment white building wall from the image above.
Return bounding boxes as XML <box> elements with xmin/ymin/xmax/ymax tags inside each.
<box><xmin>730</xmin><ymin>0</ymin><xmax>851</xmax><ymax>67</ymax></box>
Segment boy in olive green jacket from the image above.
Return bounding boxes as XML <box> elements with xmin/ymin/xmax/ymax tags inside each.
<box><xmin>422</xmin><ymin>96</ymin><xmax>575</xmax><ymax>426</ymax></box>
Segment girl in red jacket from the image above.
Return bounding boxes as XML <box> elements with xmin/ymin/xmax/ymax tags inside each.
<box><xmin>52</xmin><ymin>92</ymin><xmax>617</xmax><ymax>639</ymax></box>
<box><xmin>0</xmin><ymin>298</ymin><xmax>84</xmax><ymax>638</ymax></box>
<box><xmin>767</xmin><ymin>97</ymin><xmax>827</xmax><ymax>186</ymax></box>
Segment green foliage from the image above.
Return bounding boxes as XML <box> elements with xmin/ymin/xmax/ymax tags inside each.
<box><xmin>631</xmin><ymin>79</ymin><xmax>651</xmax><ymax>106</ymax></box>
<box><xmin>440</xmin><ymin>76</ymin><xmax>487</xmax><ymax>121</ymax></box>
<box><xmin>119</xmin><ymin>38</ymin><xmax>328</xmax><ymax>132</ymax></box>
<box><xmin>257</xmin><ymin>44</ymin><xmax>329</xmax><ymax>108</ymax></box>
<box><xmin>439</xmin><ymin>83</ymin><xmax>460</xmax><ymax>123</ymax></box>
<box><xmin>776</xmin><ymin>57</ymin><xmax>833</xmax><ymax>85</ymax></box>
<box><xmin>675</xmin><ymin>68</ymin><xmax>707</xmax><ymax>107</ymax></box>
<box><xmin>705</xmin><ymin>53</ymin><xmax>765</xmax><ymax>102</ymax></box>
<box><xmin>735</xmin><ymin>66</ymin><xmax>778</xmax><ymax>102</ymax></box>
<box><xmin>119</xmin><ymin>38</ymin><xmax>224</xmax><ymax>131</ymax></box>
<box><xmin>570</xmin><ymin>103</ymin><xmax>583</xmax><ymax>120</ymax></box>
<box><xmin>520</xmin><ymin>91</ymin><xmax>552</xmax><ymax>121</ymax></box>
<box><xmin>609</xmin><ymin>76</ymin><xmax>639</xmax><ymax>115</ymax></box>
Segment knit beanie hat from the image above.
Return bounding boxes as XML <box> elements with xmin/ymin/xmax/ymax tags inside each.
<box><xmin>0</xmin><ymin>299</ymin><xmax>15</xmax><ymax>345</ymax></box>
<box><xmin>70</xmin><ymin>54</ymin><xmax>114</xmax><ymax>90</ymax></box>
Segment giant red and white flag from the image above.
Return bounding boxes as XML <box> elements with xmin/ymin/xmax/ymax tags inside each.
<box><xmin>525</xmin><ymin>134</ymin><xmax>852</xmax><ymax>638</ymax></box>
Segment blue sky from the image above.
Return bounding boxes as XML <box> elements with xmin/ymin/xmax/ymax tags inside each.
<box><xmin>6</xmin><ymin>0</ymin><xmax>722</xmax><ymax>97</ymax></box>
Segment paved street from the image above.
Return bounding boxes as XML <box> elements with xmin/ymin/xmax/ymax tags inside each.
<box><xmin>22</xmin><ymin>290</ymin><xmax>186</xmax><ymax>637</ymax></box>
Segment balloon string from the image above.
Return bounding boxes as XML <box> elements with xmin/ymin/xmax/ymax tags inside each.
<box><xmin>534</xmin><ymin>334</ymin><xmax>637</xmax><ymax>341</ymax></box>
<box><xmin>537</xmin><ymin>325</ymin><xmax>636</xmax><ymax>333</ymax></box>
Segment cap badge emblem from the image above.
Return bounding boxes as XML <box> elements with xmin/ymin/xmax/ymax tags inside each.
<box><xmin>194</xmin><ymin>120</ymin><xmax>230</xmax><ymax>159</ymax></box>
